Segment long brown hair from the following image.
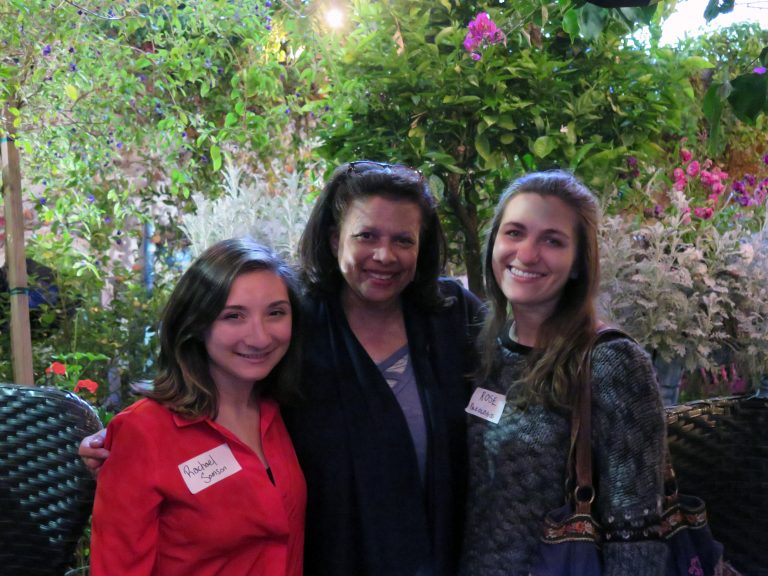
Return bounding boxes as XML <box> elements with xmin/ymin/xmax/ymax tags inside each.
<box><xmin>146</xmin><ymin>238</ymin><xmax>303</xmax><ymax>417</ymax></box>
<box><xmin>479</xmin><ymin>170</ymin><xmax>601</xmax><ymax>410</ymax></box>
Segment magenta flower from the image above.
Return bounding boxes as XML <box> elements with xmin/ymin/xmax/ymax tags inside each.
<box><xmin>693</xmin><ymin>207</ymin><xmax>714</xmax><ymax>220</ymax></box>
<box><xmin>673</xmin><ymin>167</ymin><xmax>685</xmax><ymax>180</ymax></box>
<box><xmin>674</xmin><ymin>179</ymin><xmax>686</xmax><ymax>191</ymax></box>
<box><xmin>686</xmin><ymin>160</ymin><xmax>700</xmax><ymax>177</ymax></box>
<box><xmin>754</xmin><ymin>66</ymin><xmax>767</xmax><ymax>75</ymax></box>
<box><xmin>463</xmin><ymin>12</ymin><xmax>505</xmax><ymax>58</ymax></box>
<box><xmin>463</xmin><ymin>34</ymin><xmax>481</xmax><ymax>53</ymax></box>
<box><xmin>680</xmin><ymin>149</ymin><xmax>692</xmax><ymax>162</ymax></box>
<box><xmin>763</xmin><ymin>154</ymin><xmax>768</xmax><ymax>165</ymax></box>
<box><xmin>711</xmin><ymin>181</ymin><xmax>725</xmax><ymax>195</ymax></box>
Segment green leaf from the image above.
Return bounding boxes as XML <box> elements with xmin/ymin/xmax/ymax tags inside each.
<box><xmin>475</xmin><ymin>133</ymin><xmax>491</xmax><ymax>162</ymax></box>
<box><xmin>569</xmin><ymin>142</ymin><xmax>596</xmax><ymax>170</ymax></box>
<box><xmin>135</xmin><ymin>57</ymin><xmax>153</xmax><ymax>69</ymax></box>
<box><xmin>225</xmin><ymin>112</ymin><xmax>238</xmax><ymax>127</ymax></box>
<box><xmin>200</xmin><ymin>82</ymin><xmax>210</xmax><ymax>97</ymax></box>
<box><xmin>434</xmin><ymin>26</ymin><xmax>455</xmax><ymax>45</ymax></box>
<box><xmin>64</xmin><ymin>84</ymin><xmax>79</xmax><ymax>101</ymax></box>
<box><xmin>702</xmin><ymin>83</ymin><xmax>723</xmax><ymax>128</ymax></box>
<box><xmin>727</xmin><ymin>73</ymin><xmax>768</xmax><ymax>124</ymax></box>
<box><xmin>577</xmin><ymin>4</ymin><xmax>606</xmax><ymax>41</ymax></box>
<box><xmin>683</xmin><ymin>56</ymin><xmax>714</xmax><ymax>70</ymax></box>
<box><xmin>704</xmin><ymin>0</ymin><xmax>734</xmax><ymax>21</ymax></box>
<box><xmin>210</xmin><ymin>144</ymin><xmax>222</xmax><ymax>171</ymax></box>
<box><xmin>532</xmin><ymin>135</ymin><xmax>556</xmax><ymax>158</ymax></box>
<box><xmin>562</xmin><ymin>9</ymin><xmax>580</xmax><ymax>37</ymax></box>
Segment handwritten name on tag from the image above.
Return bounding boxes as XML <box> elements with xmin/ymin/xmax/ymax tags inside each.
<box><xmin>465</xmin><ymin>387</ymin><xmax>506</xmax><ymax>424</ymax></box>
<box><xmin>178</xmin><ymin>443</ymin><xmax>242</xmax><ymax>494</ymax></box>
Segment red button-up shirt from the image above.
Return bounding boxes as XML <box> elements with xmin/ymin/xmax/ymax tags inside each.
<box><xmin>91</xmin><ymin>397</ymin><xmax>305</xmax><ymax>576</ymax></box>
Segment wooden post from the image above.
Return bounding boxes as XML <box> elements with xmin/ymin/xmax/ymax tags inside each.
<box><xmin>1</xmin><ymin>104</ymin><xmax>34</xmax><ymax>385</ymax></box>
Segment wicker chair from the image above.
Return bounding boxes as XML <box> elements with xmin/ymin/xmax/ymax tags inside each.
<box><xmin>0</xmin><ymin>383</ymin><xmax>102</xmax><ymax>576</ymax></box>
<box><xmin>666</xmin><ymin>394</ymin><xmax>768</xmax><ymax>576</ymax></box>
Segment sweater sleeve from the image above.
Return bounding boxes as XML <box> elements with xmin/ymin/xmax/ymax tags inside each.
<box><xmin>590</xmin><ymin>338</ymin><xmax>668</xmax><ymax>576</ymax></box>
<box><xmin>90</xmin><ymin>405</ymin><xmax>162</xmax><ymax>576</ymax></box>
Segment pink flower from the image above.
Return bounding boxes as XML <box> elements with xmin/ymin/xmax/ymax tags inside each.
<box><xmin>463</xmin><ymin>34</ymin><xmax>481</xmax><ymax>52</ymax></box>
<box><xmin>45</xmin><ymin>362</ymin><xmax>67</xmax><ymax>376</ymax></box>
<box><xmin>754</xmin><ymin>66</ymin><xmax>767</xmax><ymax>75</ymax></box>
<box><xmin>686</xmin><ymin>160</ymin><xmax>700</xmax><ymax>177</ymax></box>
<box><xmin>74</xmin><ymin>379</ymin><xmax>99</xmax><ymax>394</ymax></box>
<box><xmin>681</xmin><ymin>207</ymin><xmax>691</xmax><ymax>225</ymax></box>
<box><xmin>711</xmin><ymin>181</ymin><xmax>725</xmax><ymax>195</ymax></box>
<box><xmin>674</xmin><ymin>179</ymin><xmax>686</xmax><ymax>191</ymax></box>
<box><xmin>680</xmin><ymin>149</ymin><xmax>692</xmax><ymax>162</ymax></box>
<box><xmin>693</xmin><ymin>207</ymin><xmax>714</xmax><ymax>220</ymax></box>
<box><xmin>468</xmin><ymin>12</ymin><xmax>505</xmax><ymax>43</ymax></box>
<box><xmin>673</xmin><ymin>167</ymin><xmax>685</xmax><ymax>180</ymax></box>
<box><xmin>700</xmin><ymin>170</ymin><xmax>713</xmax><ymax>186</ymax></box>
<box><xmin>463</xmin><ymin>12</ymin><xmax>505</xmax><ymax>58</ymax></box>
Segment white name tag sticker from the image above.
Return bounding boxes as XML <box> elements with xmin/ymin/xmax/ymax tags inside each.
<box><xmin>465</xmin><ymin>387</ymin><xmax>507</xmax><ymax>424</ymax></box>
<box><xmin>178</xmin><ymin>443</ymin><xmax>242</xmax><ymax>494</ymax></box>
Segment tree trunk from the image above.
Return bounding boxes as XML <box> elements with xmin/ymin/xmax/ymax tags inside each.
<box><xmin>443</xmin><ymin>173</ymin><xmax>484</xmax><ymax>299</ymax></box>
<box><xmin>1</xmin><ymin>103</ymin><xmax>34</xmax><ymax>385</ymax></box>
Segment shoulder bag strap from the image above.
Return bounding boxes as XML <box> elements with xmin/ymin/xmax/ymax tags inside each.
<box><xmin>572</xmin><ymin>327</ymin><xmax>632</xmax><ymax>514</ymax></box>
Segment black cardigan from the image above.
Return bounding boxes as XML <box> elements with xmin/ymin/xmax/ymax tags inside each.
<box><xmin>283</xmin><ymin>279</ymin><xmax>483</xmax><ymax>576</ymax></box>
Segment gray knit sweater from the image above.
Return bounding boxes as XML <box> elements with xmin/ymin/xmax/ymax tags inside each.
<box><xmin>460</xmin><ymin>336</ymin><xmax>668</xmax><ymax>576</ymax></box>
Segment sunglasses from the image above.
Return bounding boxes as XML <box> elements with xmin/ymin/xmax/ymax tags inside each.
<box><xmin>345</xmin><ymin>160</ymin><xmax>424</xmax><ymax>181</ymax></box>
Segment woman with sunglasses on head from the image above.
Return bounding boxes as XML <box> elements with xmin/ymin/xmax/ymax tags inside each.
<box><xmin>285</xmin><ymin>160</ymin><xmax>483</xmax><ymax>576</ymax></box>
<box><xmin>81</xmin><ymin>161</ymin><xmax>483</xmax><ymax>576</ymax></box>
<box><xmin>89</xmin><ymin>239</ymin><xmax>306</xmax><ymax>576</ymax></box>
<box><xmin>460</xmin><ymin>171</ymin><xmax>667</xmax><ymax>576</ymax></box>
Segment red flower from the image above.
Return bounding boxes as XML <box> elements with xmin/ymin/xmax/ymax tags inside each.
<box><xmin>45</xmin><ymin>362</ymin><xmax>67</xmax><ymax>376</ymax></box>
<box><xmin>74</xmin><ymin>379</ymin><xmax>99</xmax><ymax>394</ymax></box>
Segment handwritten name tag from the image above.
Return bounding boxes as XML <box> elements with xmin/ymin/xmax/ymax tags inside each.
<box><xmin>465</xmin><ymin>387</ymin><xmax>506</xmax><ymax>424</ymax></box>
<box><xmin>178</xmin><ymin>443</ymin><xmax>242</xmax><ymax>494</ymax></box>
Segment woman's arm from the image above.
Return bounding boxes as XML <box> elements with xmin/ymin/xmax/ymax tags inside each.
<box><xmin>591</xmin><ymin>338</ymin><xmax>668</xmax><ymax>576</ymax></box>
<box><xmin>89</xmin><ymin>407</ymin><xmax>162</xmax><ymax>575</ymax></box>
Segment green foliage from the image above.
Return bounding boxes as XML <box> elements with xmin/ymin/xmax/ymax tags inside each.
<box><xmin>1</xmin><ymin>0</ymin><xmax>317</xmax><ymax>200</ymax></box>
<box><xmin>0</xmin><ymin>0</ymin><xmax>320</xmax><ymax>392</ymax></box>
<box><xmin>677</xmin><ymin>24</ymin><xmax>768</xmax><ymax>153</ymax></box>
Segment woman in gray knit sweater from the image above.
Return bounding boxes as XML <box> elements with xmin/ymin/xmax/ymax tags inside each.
<box><xmin>461</xmin><ymin>171</ymin><xmax>668</xmax><ymax>576</ymax></box>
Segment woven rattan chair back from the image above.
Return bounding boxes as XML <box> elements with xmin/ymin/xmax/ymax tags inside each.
<box><xmin>0</xmin><ymin>383</ymin><xmax>102</xmax><ymax>576</ymax></box>
<box><xmin>666</xmin><ymin>394</ymin><xmax>768</xmax><ymax>576</ymax></box>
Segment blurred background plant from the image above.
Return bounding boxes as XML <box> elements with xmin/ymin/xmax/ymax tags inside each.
<box><xmin>180</xmin><ymin>152</ymin><xmax>323</xmax><ymax>261</ymax></box>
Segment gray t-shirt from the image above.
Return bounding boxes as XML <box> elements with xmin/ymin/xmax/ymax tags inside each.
<box><xmin>378</xmin><ymin>345</ymin><xmax>427</xmax><ymax>483</ymax></box>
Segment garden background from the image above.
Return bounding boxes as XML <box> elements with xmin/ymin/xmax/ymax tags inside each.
<box><xmin>2</xmin><ymin>0</ymin><xmax>768</xmax><ymax>417</ymax></box>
